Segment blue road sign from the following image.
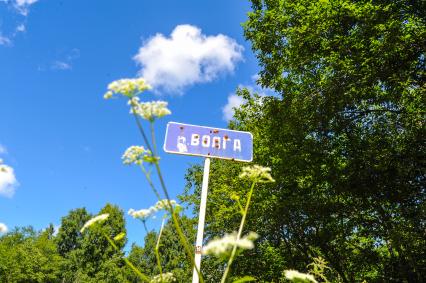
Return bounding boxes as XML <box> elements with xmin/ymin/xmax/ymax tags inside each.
<box><xmin>163</xmin><ymin>122</ymin><xmax>253</xmax><ymax>162</ymax></box>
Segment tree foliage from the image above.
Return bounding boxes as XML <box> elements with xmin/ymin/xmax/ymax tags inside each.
<box><xmin>184</xmin><ymin>0</ymin><xmax>425</xmax><ymax>282</ymax></box>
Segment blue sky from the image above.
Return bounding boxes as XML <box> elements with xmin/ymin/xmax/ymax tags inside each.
<box><xmin>0</xmin><ymin>0</ymin><xmax>262</xmax><ymax>245</ymax></box>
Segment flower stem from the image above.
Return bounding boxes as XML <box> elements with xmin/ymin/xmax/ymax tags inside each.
<box><xmin>131</xmin><ymin>106</ymin><xmax>152</xmax><ymax>153</ymax></box>
<box><xmin>140</xmin><ymin>164</ymin><xmax>162</xmax><ymax>201</ymax></box>
<box><xmin>220</xmin><ymin>181</ymin><xmax>257</xmax><ymax>283</ymax></box>
<box><xmin>155</xmin><ymin>218</ymin><xmax>165</xmax><ymax>280</ymax></box>
<box><xmin>149</xmin><ymin>121</ymin><xmax>204</xmax><ymax>283</ymax></box>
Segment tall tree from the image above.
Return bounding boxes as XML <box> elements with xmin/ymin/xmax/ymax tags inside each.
<box><xmin>58</xmin><ymin>204</ymin><xmax>128</xmax><ymax>282</ymax></box>
<box><xmin>184</xmin><ymin>0</ymin><xmax>425</xmax><ymax>282</ymax></box>
<box><xmin>0</xmin><ymin>227</ymin><xmax>63</xmax><ymax>283</ymax></box>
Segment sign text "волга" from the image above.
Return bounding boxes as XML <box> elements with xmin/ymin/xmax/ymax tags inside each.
<box><xmin>163</xmin><ymin>122</ymin><xmax>253</xmax><ymax>162</ymax></box>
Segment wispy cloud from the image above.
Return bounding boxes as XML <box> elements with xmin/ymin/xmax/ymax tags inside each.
<box><xmin>0</xmin><ymin>0</ymin><xmax>38</xmax><ymax>45</ymax></box>
<box><xmin>51</xmin><ymin>61</ymin><xmax>72</xmax><ymax>70</ymax></box>
<box><xmin>223</xmin><ymin>94</ymin><xmax>245</xmax><ymax>122</ymax></box>
<box><xmin>0</xmin><ymin>35</ymin><xmax>12</xmax><ymax>46</ymax></box>
<box><xmin>134</xmin><ymin>24</ymin><xmax>244</xmax><ymax>94</ymax></box>
<box><xmin>16</xmin><ymin>24</ymin><xmax>25</xmax><ymax>32</ymax></box>
<box><xmin>222</xmin><ymin>74</ymin><xmax>276</xmax><ymax>121</ymax></box>
<box><xmin>37</xmin><ymin>48</ymin><xmax>81</xmax><ymax>71</ymax></box>
<box><xmin>0</xmin><ymin>144</ymin><xmax>7</xmax><ymax>155</ymax></box>
<box><xmin>13</xmin><ymin>0</ymin><xmax>39</xmax><ymax>16</ymax></box>
<box><xmin>0</xmin><ymin>162</ymin><xmax>18</xmax><ymax>198</ymax></box>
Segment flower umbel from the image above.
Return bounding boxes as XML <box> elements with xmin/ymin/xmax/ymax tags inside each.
<box><xmin>203</xmin><ymin>231</ymin><xmax>258</xmax><ymax>256</ymax></box>
<box><xmin>130</xmin><ymin>99</ymin><xmax>171</xmax><ymax>121</ymax></box>
<box><xmin>80</xmin><ymin>213</ymin><xmax>109</xmax><ymax>233</ymax></box>
<box><xmin>104</xmin><ymin>78</ymin><xmax>151</xmax><ymax>99</ymax></box>
<box><xmin>150</xmin><ymin>272</ymin><xmax>176</xmax><ymax>283</ymax></box>
<box><xmin>122</xmin><ymin>146</ymin><xmax>156</xmax><ymax>165</ymax></box>
<box><xmin>128</xmin><ymin>208</ymin><xmax>156</xmax><ymax>220</ymax></box>
<box><xmin>128</xmin><ymin>200</ymin><xmax>180</xmax><ymax>221</ymax></box>
<box><xmin>284</xmin><ymin>270</ymin><xmax>318</xmax><ymax>283</ymax></box>
<box><xmin>239</xmin><ymin>165</ymin><xmax>275</xmax><ymax>183</ymax></box>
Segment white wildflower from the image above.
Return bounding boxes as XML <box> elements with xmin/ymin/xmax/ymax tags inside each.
<box><xmin>128</xmin><ymin>208</ymin><xmax>156</xmax><ymax>220</ymax></box>
<box><xmin>154</xmin><ymin>199</ymin><xmax>178</xmax><ymax>211</ymax></box>
<box><xmin>104</xmin><ymin>78</ymin><xmax>151</xmax><ymax>99</ymax></box>
<box><xmin>202</xmin><ymin>231</ymin><xmax>258</xmax><ymax>256</ymax></box>
<box><xmin>284</xmin><ymin>270</ymin><xmax>318</xmax><ymax>283</ymax></box>
<box><xmin>122</xmin><ymin>146</ymin><xmax>156</xmax><ymax>165</ymax></box>
<box><xmin>80</xmin><ymin>213</ymin><xmax>109</xmax><ymax>233</ymax></box>
<box><xmin>239</xmin><ymin>165</ymin><xmax>275</xmax><ymax>183</ymax></box>
<box><xmin>128</xmin><ymin>200</ymin><xmax>180</xmax><ymax>221</ymax></box>
<box><xmin>150</xmin><ymin>272</ymin><xmax>176</xmax><ymax>283</ymax></box>
<box><xmin>131</xmin><ymin>100</ymin><xmax>171</xmax><ymax>121</ymax></box>
<box><xmin>0</xmin><ymin>223</ymin><xmax>8</xmax><ymax>234</ymax></box>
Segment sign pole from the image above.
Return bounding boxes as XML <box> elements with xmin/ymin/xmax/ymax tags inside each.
<box><xmin>192</xmin><ymin>157</ymin><xmax>211</xmax><ymax>283</ymax></box>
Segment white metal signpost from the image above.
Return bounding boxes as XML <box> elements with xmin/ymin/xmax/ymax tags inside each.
<box><xmin>163</xmin><ymin>122</ymin><xmax>253</xmax><ymax>283</ymax></box>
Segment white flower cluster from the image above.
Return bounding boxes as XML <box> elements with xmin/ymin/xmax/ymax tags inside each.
<box><xmin>239</xmin><ymin>165</ymin><xmax>275</xmax><ymax>183</ymax></box>
<box><xmin>284</xmin><ymin>270</ymin><xmax>318</xmax><ymax>283</ymax></box>
<box><xmin>122</xmin><ymin>146</ymin><xmax>156</xmax><ymax>165</ymax></box>
<box><xmin>0</xmin><ymin>223</ymin><xmax>8</xmax><ymax>234</ymax></box>
<box><xmin>104</xmin><ymin>78</ymin><xmax>151</xmax><ymax>99</ymax></box>
<box><xmin>202</xmin><ymin>231</ymin><xmax>258</xmax><ymax>256</ymax></box>
<box><xmin>128</xmin><ymin>199</ymin><xmax>179</xmax><ymax>220</ymax></box>
<box><xmin>130</xmin><ymin>98</ymin><xmax>171</xmax><ymax>121</ymax></box>
<box><xmin>80</xmin><ymin>213</ymin><xmax>109</xmax><ymax>233</ymax></box>
<box><xmin>150</xmin><ymin>272</ymin><xmax>176</xmax><ymax>283</ymax></box>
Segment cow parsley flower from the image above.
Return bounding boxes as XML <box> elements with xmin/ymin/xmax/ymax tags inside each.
<box><xmin>104</xmin><ymin>78</ymin><xmax>151</xmax><ymax>99</ymax></box>
<box><xmin>150</xmin><ymin>272</ymin><xmax>176</xmax><ymax>283</ymax></box>
<box><xmin>154</xmin><ymin>199</ymin><xmax>178</xmax><ymax>211</ymax></box>
<box><xmin>128</xmin><ymin>208</ymin><xmax>156</xmax><ymax>220</ymax></box>
<box><xmin>122</xmin><ymin>146</ymin><xmax>156</xmax><ymax>165</ymax></box>
<box><xmin>130</xmin><ymin>100</ymin><xmax>171</xmax><ymax>121</ymax></box>
<box><xmin>128</xmin><ymin>200</ymin><xmax>180</xmax><ymax>221</ymax></box>
<box><xmin>284</xmin><ymin>270</ymin><xmax>318</xmax><ymax>283</ymax></box>
<box><xmin>0</xmin><ymin>223</ymin><xmax>8</xmax><ymax>234</ymax></box>
<box><xmin>239</xmin><ymin>165</ymin><xmax>275</xmax><ymax>183</ymax></box>
<box><xmin>203</xmin><ymin>231</ymin><xmax>258</xmax><ymax>256</ymax></box>
<box><xmin>80</xmin><ymin>213</ymin><xmax>109</xmax><ymax>233</ymax></box>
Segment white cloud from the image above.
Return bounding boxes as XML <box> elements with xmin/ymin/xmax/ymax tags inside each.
<box><xmin>134</xmin><ymin>24</ymin><xmax>244</xmax><ymax>93</ymax></box>
<box><xmin>51</xmin><ymin>61</ymin><xmax>72</xmax><ymax>70</ymax></box>
<box><xmin>0</xmin><ymin>223</ymin><xmax>8</xmax><ymax>234</ymax></box>
<box><xmin>222</xmin><ymin>74</ymin><xmax>277</xmax><ymax>121</ymax></box>
<box><xmin>0</xmin><ymin>35</ymin><xmax>12</xmax><ymax>46</ymax></box>
<box><xmin>13</xmin><ymin>0</ymin><xmax>39</xmax><ymax>16</ymax></box>
<box><xmin>15</xmin><ymin>0</ymin><xmax>38</xmax><ymax>5</ymax></box>
<box><xmin>0</xmin><ymin>145</ymin><xmax>7</xmax><ymax>155</ymax></box>
<box><xmin>0</xmin><ymin>163</ymin><xmax>18</xmax><ymax>197</ymax></box>
<box><xmin>53</xmin><ymin>225</ymin><xmax>60</xmax><ymax>236</ymax></box>
<box><xmin>222</xmin><ymin>94</ymin><xmax>245</xmax><ymax>121</ymax></box>
<box><xmin>16</xmin><ymin>24</ymin><xmax>25</xmax><ymax>32</ymax></box>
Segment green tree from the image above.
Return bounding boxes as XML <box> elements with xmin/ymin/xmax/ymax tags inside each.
<box><xmin>127</xmin><ymin>216</ymin><xmax>196</xmax><ymax>282</ymax></box>
<box><xmin>58</xmin><ymin>204</ymin><xmax>129</xmax><ymax>282</ymax></box>
<box><xmin>184</xmin><ymin>0</ymin><xmax>425</xmax><ymax>282</ymax></box>
<box><xmin>0</xmin><ymin>227</ymin><xmax>64</xmax><ymax>283</ymax></box>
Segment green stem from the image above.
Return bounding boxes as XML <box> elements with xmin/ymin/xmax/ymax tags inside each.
<box><xmin>140</xmin><ymin>164</ymin><xmax>162</xmax><ymax>201</ymax></box>
<box><xmin>149</xmin><ymin>121</ymin><xmax>204</xmax><ymax>283</ymax></box>
<box><xmin>220</xmin><ymin>181</ymin><xmax>257</xmax><ymax>283</ymax></box>
<box><xmin>102</xmin><ymin>231</ymin><xmax>150</xmax><ymax>282</ymax></box>
<box><xmin>155</xmin><ymin>218</ymin><xmax>165</xmax><ymax>280</ymax></box>
<box><xmin>131</xmin><ymin>104</ymin><xmax>153</xmax><ymax>153</ymax></box>
<box><xmin>142</xmin><ymin>220</ymin><xmax>149</xmax><ymax>235</ymax></box>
